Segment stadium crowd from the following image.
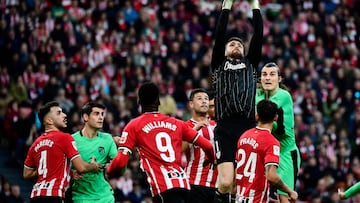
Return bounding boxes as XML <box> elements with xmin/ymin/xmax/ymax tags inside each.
<box><xmin>0</xmin><ymin>0</ymin><xmax>360</xmax><ymax>202</ymax></box>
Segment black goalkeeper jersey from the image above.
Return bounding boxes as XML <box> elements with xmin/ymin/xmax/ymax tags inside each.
<box><xmin>211</xmin><ymin>9</ymin><xmax>263</xmax><ymax>121</ymax></box>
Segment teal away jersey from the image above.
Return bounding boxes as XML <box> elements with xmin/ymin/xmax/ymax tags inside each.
<box><xmin>71</xmin><ymin>131</ymin><xmax>118</xmax><ymax>201</ymax></box>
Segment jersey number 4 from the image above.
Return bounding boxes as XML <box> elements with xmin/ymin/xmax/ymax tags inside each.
<box><xmin>236</xmin><ymin>149</ymin><xmax>257</xmax><ymax>183</ymax></box>
<box><xmin>38</xmin><ymin>150</ymin><xmax>48</xmax><ymax>178</ymax></box>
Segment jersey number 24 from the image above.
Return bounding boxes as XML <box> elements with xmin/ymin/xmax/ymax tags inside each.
<box><xmin>236</xmin><ymin>149</ymin><xmax>257</xmax><ymax>183</ymax></box>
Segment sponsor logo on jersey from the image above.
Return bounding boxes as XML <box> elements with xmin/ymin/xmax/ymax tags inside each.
<box><xmin>224</xmin><ymin>61</ymin><xmax>246</xmax><ymax>70</ymax></box>
<box><xmin>166</xmin><ymin>168</ymin><xmax>186</xmax><ymax>179</ymax></box>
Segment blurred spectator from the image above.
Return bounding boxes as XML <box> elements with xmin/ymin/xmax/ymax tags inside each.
<box><xmin>315</xmin><ymin>175</ymin><xmax>333</xmax><ymax>202</ymax></box>
<box><xmin>158</xmin><ymin>83</ymin><xmax>178</xmax><ymax>116</ymax></box>
<box><xmin>116</xmin><ymin>168</ymin><xmax>133</xmax><ymax>197</ymax></box>
<box><xmin>127</xmin><ymin>152</ymin><xmax>148</xmax><ymax>190</ymax></box>
<box><xmin>0</xmin><ymin>175</ymin><xmax>5</xmax><ymax>202</ymax></box>
<box><xmin>299</xmin><ymin>156</ymin><xmax>320</xmax><ymax>199</ymax></box>
<box><xmin>3</xmin><ymin>100</ymin><xmax>18</xmax><ymax>156</ymax></box>
<box><xmin>1</xmin><ymin>180</ymin><xmax>11</xmax><ymax>202</ymax></box>
<box><xmin>299</xmin><ymin>135</ymin><xmax>316</xmax><ymax>161</ymax></box>
<box><xmin>0</xmin><ymin>85</ymin><xmax>13</xmax><ymax>141</ymax></box>
<box><xmin>41</xmin><ymin>76</ymin><xmax>59</xmax><ymax>104</ymax></box>
<box><xmin>122</xmin><ymin>1</ymin><xmax>139</xmax><ymax>26</ymax></box>
<box><xmin>317</xmin><ymin>134</ymin><xmax>335</xmax><ymax>171</ymax></box>
<box><xmin>128</xmin><ymin>182</ymin><xmax>145</xmax><ymax>203</ymax></box>
<box><xmin>66</xmin><ymin>110</ymin><xmax>82</xmax><ymax>133</ymax></box>
<box><xmin>6</xmin><ymin>185</ymin><xmax>25</xmax><ymax>203</ymax></box>
<box><xmin>9</xmin><ymin>76</ymin><xmax>28</xmax><ymax>103</ymax></box>
<box><xmin>88</xmin><ymin>41</ymin><xmax>106</xmax><ymax>69</ymax></box>
<box><xmin>324</xmin><ymin>157</ymin><xmax>345</xmax><ymax>184</ymax></box>
<box><xmin>54</xmin><ymin>88</ymin><xmax>74</xmax><ymax>113</ymax></box>
<box><xmin>109</xmin><ymin>178</ymin><xmax>126</xmax><ymax>203</ymax></box>
<box><xmin>11</xmin><ymin>100</ymin><xmax>36</xmax><ymax>165</ymax></box>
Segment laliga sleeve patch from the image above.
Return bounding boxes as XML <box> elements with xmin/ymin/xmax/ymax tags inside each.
<box><xmin>72</xmin><ymin>141</ymin><xmax>78</xmax><ymax>150</ymax></box>
<box><xmin>273</xmin><ymin>145</ymin><xmax>280</xmax><ymax>156</ymax></box>
<box><xmin>119</xmin><ymin>132</ymin><xmax>128</xmax><ymax>144</ymax></box>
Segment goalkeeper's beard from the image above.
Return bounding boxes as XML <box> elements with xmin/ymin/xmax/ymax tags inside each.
<box><xmin>228</xmin><ymin>50</ymin><xmax>243</xmax><ymax>59</ymax></box>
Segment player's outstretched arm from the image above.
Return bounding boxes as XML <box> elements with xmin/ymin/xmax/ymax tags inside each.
<box><xmin>247</xmin><ymin>0</ymin><xmax>263</xmax><ymax>67</ymax></box>
<box><xmin>338</xmin><ymin>182</ymin><xmax>360</xmax><ymax>200</ymax></box>
<box><xmin>266</xmin><ymin>165</ymin><xmax>298</xmax><ymax>202</ymax></box>
<box><xmin>72</xmin><ymin>156</ymin><xmax>101</xmax><ymax>173</ymax></box>
<box><xmin>211</xmin><ymin>0</ymin><xmax>233</xmax><ymax>71</ymax></box>
<box><xmin>338</xmin><ymin>188</ymin><xmax>345</xmax><ymax>200</ymax></box>
<box><xmin>106</xmin><ymin>149</ymin><xmax>130</xmax><ymax>177</ymax></box>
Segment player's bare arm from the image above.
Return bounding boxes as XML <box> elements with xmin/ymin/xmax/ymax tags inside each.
<box><xmin>72</xmin><ymin>156</ymin><xmax>101</xmax><ymax>173</ymax></box>
<box><xmin>265</xmin><ymin>165</ymin><xmax>298</xmax><ymax>202</ymax></box>
<box><xmin>23</xmin><ymin>166</ymin><xmax>38</xmax><ymax>179</ymax></box>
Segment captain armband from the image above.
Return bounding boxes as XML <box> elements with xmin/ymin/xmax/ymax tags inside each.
<box><xmin>117</xmin><ymin>147</ymin><xmax>132</xmax><ymax>155</ymax></box>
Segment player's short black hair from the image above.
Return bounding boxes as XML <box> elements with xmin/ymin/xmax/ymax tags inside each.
<box><xmin>262</xmin><ymin>62</ymin><xmax>280</xmax><ymax>75</ymax></box>
<box><xmin>81</xmin><ymin>101</ymin><xmax>106</xmax><ymax>117</ymax></box>
<box><xmin>189</xmin><ymin>88</ymin><xmax>208</xmax><ymax>101</ymax></box>
<box><xmin>256</xmin><ymin>99</ymin><xmax>278</xmax><ymax>123</ymax></box>
<box><xmin>138</xmin><ymin>82</ymin><xmax>160</xmax><ymax>105</ymax></box>
<box><xmin>38</xmin><ymin>101</ymin><xmax>60</xmax><ymax>124</ymax></box>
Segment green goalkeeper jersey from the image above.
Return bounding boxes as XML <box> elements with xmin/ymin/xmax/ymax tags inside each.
<box><xmin>71</xmin><ymin>131</ymin><xmax>118</xmax><ymax>201</ymax></box>
<box><xmin>256</xmin><ymin>88</ymin><xmax>297</xmax><ymax>152</ymax></box>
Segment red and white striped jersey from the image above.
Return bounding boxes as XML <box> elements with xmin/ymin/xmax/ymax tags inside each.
<box><xmin>184</xmin><ymin>119</ymin><xmax>217</xmax><ymax>188</ymax></box>
<box><xmin>118</xmin><ymin>112</ymin><xmax>199</xmax><ymax>196</ymax></box>
<box><xmin>235</xmin><ymin>127</ymin><xmax>280</xmax><ymax>203</ymax></box>
<box><xmin>24</xmin><ymin>130</ymin><xmax>80</xmax><ymax>199</ymax></box>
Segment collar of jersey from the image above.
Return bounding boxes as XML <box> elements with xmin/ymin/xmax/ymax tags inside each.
<box><xmin>79</xmin><ymin>129</ymin><xmax>98</xmax><ymax>137</ymax></box>
<box><xmin>144</xmin><ymin>111</ymin><xmax>159</xmax><ymax>114</ymax></box>
<box><xmin>255</xmin><ymin>126</ymin><xmax>271</xmax><ymax>133</ymax></box>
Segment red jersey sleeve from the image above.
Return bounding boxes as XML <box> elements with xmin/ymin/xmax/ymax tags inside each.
<box><xmin>180</xmin><ymin>121</ymin><xmax>198</xmax><ymax>143</ymax></box>
<box><xmin>24</xmin><ymin>145</ymin><xmax>36</xmax><ymax>169</ymax></box>
<box><xmin>60</xmin><ymin>132</ymin><xmax>80</xmax><ymax>160</ymax></box>
<box><xmin>118</xmin><ymin>121</ymin><xmax>137</xmax><ymax>152</ymax></box>
<box><xmin>264</xmin><ymin>134</ymin><xmax>280</xmax><ymax>166</ymax></box>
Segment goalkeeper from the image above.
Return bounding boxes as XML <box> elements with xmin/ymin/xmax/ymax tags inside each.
<box><xmin>210</xmin><ymin>0</ymin><xmax>263</xmax><ymax>202</ymax></box>
<box><xmin>256</xmin><ymin>62</ymin><xmax>301</xmax><ymax>203</ymax></box>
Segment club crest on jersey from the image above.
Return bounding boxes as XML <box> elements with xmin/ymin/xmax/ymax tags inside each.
<box><xmin>224</xmin><ymin>61</ymin><xmax>246</xmax><ymax>70</ymax></box>
<box><xmin>98</xmin><ymin>146</ymin><xmax>105</xmax><ymax>155</ymax></box>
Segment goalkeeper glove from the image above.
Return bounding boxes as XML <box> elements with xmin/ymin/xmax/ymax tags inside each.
<box><xmin>274</xmin><ymin>107</ymin><xmax>285</xmax><ymax>135</ymax></box>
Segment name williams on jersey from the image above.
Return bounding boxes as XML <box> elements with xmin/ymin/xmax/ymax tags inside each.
<box><xmin>142</xmin><ymin>121</ymin><xmax>177</xmax><ymax>133</ymax></box>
